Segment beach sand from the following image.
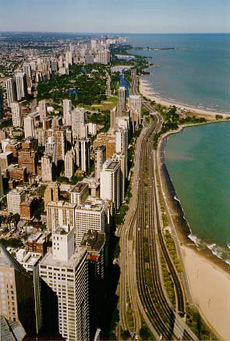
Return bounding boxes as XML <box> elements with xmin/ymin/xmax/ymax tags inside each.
<box><xmin>139</xmin><ymin>78</ymin><xmax>229</xmax><ymax>119</ymax></box>
<box><xmin>182</xmin><ymin>246</ymin><xmax>230</xmax><ymax>340</ymax></box>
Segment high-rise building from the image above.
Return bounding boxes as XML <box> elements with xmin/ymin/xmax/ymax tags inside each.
<box><xmin>72</xmin><ymin>108</ymin><xmax>86</xmax><ymax>140</ymax></box>
<box><xmin>39</xmin><ymin>229</ymin><xmax>90</xmax><ymax>341</ymax></box>
<box><xmin>54</xmin><ymin>127</ymin><xmax>66</xmax><ymax>161</ymax></box>
<box><xmin>64</xmin><ymin>149</ymin><xmax>75</xmax><ymax>179</ymax></box>
<box><xmin>41</xmin><ymin>155</ymin><xmax>54</xmax><ymax>182</ymax></box>
<box><xmin>46</xmin><ymin>201</ymin><xmax>76</xmax><ymax>232</ymax></box>
<box><xmin>128</xmin><ymin>95</ymin><xmax>142</xmax><ymax>126</ymax></box>
<box><xmin>91</xmin><ymin>39</ymin><xmax>97</xmax><ymax>51</ymax></box>
<box><xmin>117</xmin><ymin>86</ymin><xmax>126</xmax><ymax>116</ymax></box>
<box><xmin>0</xmin><ymin>87</ymin><xmax>3</xmax><ymax>120</ymax></box>
<box><xmin>95</xmin><ymin>145</ymin><xmax>106</xmax><ymax>179</ymax></box>
<box><xmin>18</xmin><ymin>149</ymin><xmax>38</xmax><ymax>175</ymax></box>
<box><xmin>63</xmin><ymin>99</ymin><xmax>72</xmax><ymax>126</ymax></box>
<box><xmin>75</xmin><ymin>197</ymin><xmax>108</xmax><ymax>246</ymax></box>
<box><xmin>15</xmin><ymin>73</ymin><xmax>27</xmax><ymax>101</ymax></box>
<box><xmin>65</xmin><ymin>51</ymin><xmax>73</xmax><ymax>65</ymax></box>
<box><xmin>44</xmin><ymin>183</ymin><xmax>59</xmax><ymax>211</ymax></box>
<box><xmin>39</xmin><ymin>100</ymin><xmax>47</xmax><ymax>121</ymax></box>
<box><xmin>97</xmin><ymin>49</ymin><xmax>111</xmax><ymax>65</ymax></box>
<box><xmin>116</xmin><ymin>127</ymin><xmax>128</xmax><ymax>177</ymax></box>
<box><xmin>70</xmin><ymin>181</ymin><xmax>89</xmax><ymax>205</ymax></box>
<box><xmin>11</xmin><ymin>102</ymin><xmax>22</xmax><ymax>127</ymax></box>
<box><xmin>81</xmin><ymin>230</ymin><xmax>105</xmax><ymax>338</ymax></box>
<box><xmin>110</xmin><ymin>107</ymin><xmax>117</xmax><ymax>129</ymax></box>
<box><xmin>100</xmin><ymin>159</ymin><xmax>121</xmax><ymax>211</ymax></box>
<box><xmin>6</xmin><ymin>78</ymin><xmax>17</xmax><ymax>107</ymax></box>
<box><xmin>75</xmin><ymin>139</ymin><xmax>90</xmax><ymax>173</ymax></box>
<box><xmin>0</xmin><ymin>244</ymin><xmax>36</xmax><ymax>335</ymax></box>
<box><xmin>45</xmin><ymin>136</ymin><xmax>57</xmax><ymax>165</ymax></box>
<box><xmin>22</xmin><ymin>63</ymin><xmax>32</xmax><ymax>93</ymax></box>
<box><xmin>24</xmin><ymin>116</ymin><xmax>35</xmax><ymax>138</ymax></box>
<box><xmin>0</xmin><ymin>166</ymin><xmax>4</xmax><ymax>199</ymax></box>
<box><xmin>7</xmin><ymin>187</ymin><xmax>26</xmax><ymax>214</ymax></box>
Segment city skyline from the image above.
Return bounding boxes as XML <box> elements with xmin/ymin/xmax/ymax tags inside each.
<box><xmin>0</xmin><ymin>0</ymin><xmax>230</xmax><ymax>33</ymax></box>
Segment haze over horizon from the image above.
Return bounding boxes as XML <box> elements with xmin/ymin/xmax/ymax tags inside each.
<box><xmin>0</xmin><ymin>0</ymin><xmax>229</xmax><ymax>34</ymax></box>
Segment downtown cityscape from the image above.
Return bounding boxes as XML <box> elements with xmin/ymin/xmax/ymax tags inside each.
<box><xmin>0</xmin><ymin>1</ymin><xmax>230</xmax><ymax>341</ymax></box>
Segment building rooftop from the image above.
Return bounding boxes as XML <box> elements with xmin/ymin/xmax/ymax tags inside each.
<box><xmin>70</xmin><ymin>182</ymin><xmax>88</xmax><ymax>193</ymax></box>
<box><xmin>40</xmin><ymin>246</ymin><xmax>87</xmax><ymax>268</ymax></box>
<box><xmin>76</xmin><ymin>197</ymin><xmax>106</xmax><ymax>212</ymax></box>
<box><xmin>81</xmin><ymin>230</ymin><xmax>105</xmax><ymax>252</ymax></box>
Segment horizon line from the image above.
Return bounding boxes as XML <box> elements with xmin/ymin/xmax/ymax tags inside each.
<box><xmin>0</xmin><ymin>30</ymin><xmax>230</xmax><ymax>35</ymax></box>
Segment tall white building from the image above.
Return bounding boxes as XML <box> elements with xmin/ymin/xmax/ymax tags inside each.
<box><xmin>41</xmin><ymin>155</ymin><xmax>53</xmax><ymax>182</ymax></box>
<box><xmin>39</xmin><ymin>100</ymin><xmax>47</xmax><ymax>121</ymax></box>
<box><xmin>97</xmin><ymin>49</ymin><xmax>110</xmax><ymax>65</ymax></box>
<box><xmin>11</xmin><ymin>102</ymin><xmax>22</xmax><ymax>127</ymax></box>
<box><xmin>100</xmin><ymin>159</ymin><xmax>121</xmax><ymax>211</ymax></box>
<box><xmin>63</xmin><ymin>99</ymin><xmax>72</xmax><ymax>126</ymax></box>
<box><xmin>65</xmin><ymin>149</ymin><xmax>75</xmax><ymax>179</ymax></box>
<box><xmin>39</xmin><ymin>228</ymin><xmax>89</xmax><ymax>341</ymax></box>
<box><xmin>116</xmin><ymin>127</ymin><xmax>128</xmax><ymax>177</ymax></box>
<box><xmin>75</xmin><ymin>197</ymin><xmax>108</xmax><ymax>246</ymax></box>
<box><xmin>128</xmin><ymin>95</ymin><xmax>142</xmax><ymax>125</ymax></box>
<box><xmin>0</xmin><ymin>166</ymin><xmax>3</xmax><ymax>199</ymax></box>
<box><xmin>6</xmin><ymin>78</ymin><xmax>16</xmax><ymax>107</ymax></box>
<box><xmin>45</xmin><ymin>136</ymin><xmax>57</xmax><ymax>166</ymax></box>
<box><xmin>72</xmin><ymin>108</ymin><xmax>86</xmax><ymax>140</ymax></box>
<box><xmin>95</xmin><ymin>145</ymin><xmax>106</xmax><ymax>179</ymax></box>
<box><xmin>15</xmin><ymin>73</ymin><xmax>27</xmax><ymax>101</ymax></box>
<box><xmin>24</xmin><ymin>116</ymin><xmax>35</xmax><ymax>138</ymax></box>
<box><xmin>7</xmin><ymin>187</ymin><xmax>26</xmax><ymax>214</ymax></box>
<box><xmin>65</xmin><ymin>51</ymin><xmax>73</xmax><ymax>65</ymax></box>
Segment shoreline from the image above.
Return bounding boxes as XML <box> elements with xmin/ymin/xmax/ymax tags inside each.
<box><xmin>139</xmin><ymin>77</ymin><xmax>230</xmax><ymax>118</ymax></box>
<box><xmin>157</xmin><ymin>125</ymin><xmax>230</xmax><ymax>340</ymax></box>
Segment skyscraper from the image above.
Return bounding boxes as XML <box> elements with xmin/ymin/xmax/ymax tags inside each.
<box><xmin>39</xmin><ymin>228</ymin><xmax>90</xmax><ymax>341</ymax></box>
<box><xmin>64</xmin><ymin>148</ymin><xmax>75</xmax><ymax>179</ymax></box>
<box><xmin>39</xmin><ymin>100</ymin><xmax>47</xmax><ymax>121</ymax></box>
<box><xmin>15</xmin><ymin>73</ymin><xmax>27</xmax><ymax>101</ymax></box>
<box><xmin>100</xmin><ymin>159</ymin><xmax>121</xmax><ymax>211</ymax></box>
<box><xmin>45</xmin><ymin>136</ymin><xmax>57</xmax><ymax>166</ymax></box>
<box><xmin>6</xmin><ymin>78</ymin><xmax>17</xmax><ymax>107</ymax></box>
<box><xmin>11</xmin><ymin>102</ymin><xmax>22</xmax><ymax>127</ymax></box>
<box><xmin>117</xmin><ymin>86</ymin><xmax>126</xmax><ymax>116</ymax></box>
<box><xmin>0</xmin><ymin>244</ymin><xmax>36</xmax><ymax>335</ymax></box>
<box><xmin>24</xmin><ymin>116</ymin><xmax>35</xmax><ymax>138</ymax></box>
<box><xmin>0</xmin><ymin>87</ymin><xmax>3</xmax><ymax>119</ymax></box>
<box><xmin>41</xmin><ymin>155</ymin><xmax>54</xmax><ymax>182</ymax></box>
<box><xmin>72</xmin><ymin>108</ymin><xmax>86</xmax><ymax>140</ymax></box>
<box><xmin>63</xmin><ymin>99</ymin><xmax>72</xmax><ymax>126</ymax></box>
<box><xmin>95</xmin><ymin>145</ymin><xmax>106</xmax><ymax>179</ymax></box>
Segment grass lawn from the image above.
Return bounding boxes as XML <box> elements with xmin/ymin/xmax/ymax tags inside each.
<box><xmin>91</xmin><ymin>96</ymin><xmax>117</xmax><ymax>111</ymax></box>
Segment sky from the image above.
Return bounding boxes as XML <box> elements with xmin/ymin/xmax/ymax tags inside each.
<box><xmin>0</xmin><ymin>0</ymin><xmax>230</xmax><ymax>33</ymax></box>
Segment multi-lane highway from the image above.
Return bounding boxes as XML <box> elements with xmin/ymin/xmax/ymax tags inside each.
<box><xmin>118</xmin><ymin>69</ymin><xmax>197</xmax><ymax>340</ymax></box>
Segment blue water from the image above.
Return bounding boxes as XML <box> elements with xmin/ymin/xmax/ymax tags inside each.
<box><xmin>165</xmin><ymin>122</ymin><xmax>230</xmax><ymax>264</ymax></box>
<box><xmin>126</xmin><ymin>34</ymin><xmax>230</xmax><ymax>113</ymax></box>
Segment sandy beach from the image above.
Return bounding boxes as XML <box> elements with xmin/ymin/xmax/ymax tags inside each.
<box><xmin>139</xmin><ymin>78</ymin><xmax>229</xmax><ymax>119</ymax></box>
<box><xmin>182</xmin><ymin>246</ymin><xmax>230</xmax><ymax>340</ymax></box>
